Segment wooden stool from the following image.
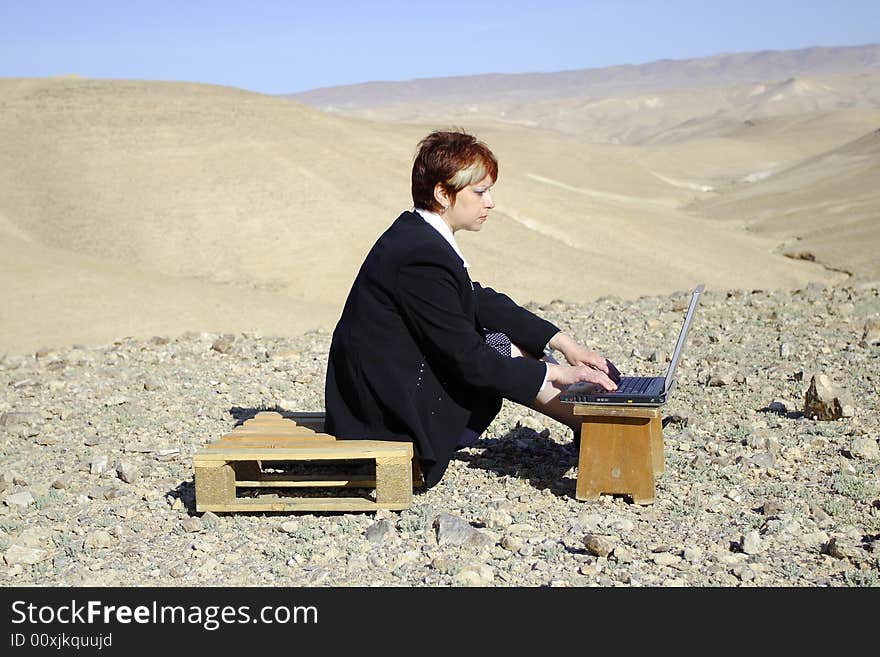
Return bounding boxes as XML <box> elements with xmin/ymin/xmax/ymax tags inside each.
<box><xmin>573</xmin><ymin>405</ymin><xmax>664</xmax><ymax>505</ymax></box>
<box><xmin>194</xmin><ymin>411</ymin><xmax>417</xmax><ymax>513</ymax></box>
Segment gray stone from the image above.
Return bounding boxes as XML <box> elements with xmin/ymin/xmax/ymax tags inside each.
<box><xmin>116</xmin><ymin>460</ymin><xmax>140</xmax><ymax>483</ymax></box>
<box><xmin>4</xmin><ymin>491</ymin><xmax>35</xmax><ymax>510</ymax></box>
<box><xmin>500</xmin><ymin>534</ymin><xmax>525</xmax><ymax>552</ymax></box>
<box><xmin>4</xmin><ymin>544</ymin><xmax>49</xmax><ymax>565</ymax></box>
<box><xmin>652</xmin><ymin>552</ymin><xmax>682</xmax><ymax>566</ymax></box>
<box><xmin>211</xmin><ymin>335</ymin><xmax>236</xmax><ymax>354</ymax></box>
<box><xmin>804</xmin><ymin>374</ymin><xmax>854</xmax><ymax>420</ymax></box>
<box><xmin>453</xmin><ymin>563</ymin><xmax>494</xmax><ymax>586</ymax></box>
<box><xmin>582</xmin><ymin>534</ymin><xmax>615</xmax><ymax>557</ymax></box>
<box><xmin>201</xmin><ymin>511</ymin><xmax>220</xmax><ymax>529</ymax></box>
<box><xmin>483</xmin><ymin>509</ymin><xmax>513</xmax><ymax>529</ymax></box>
<box><xmin>850</xmin><ymin>437</ymin><xmax>879</xmax><ymax>460</ymax></box>
<box><xmin>613</xmin><ymin>545</ymin><xmax>634</xmax><ymax>563</ymax></box>
<box><xmin>83</xmin><ymin>530</ymin><xmax>115</xmax><ymax>549</ymax></box>
<box><xmin>751</xmin><ymin>451</ymin><xmax>776</xmax><ymax>469</ymax></box>
<box><xmin>862</xmin><ymin>317</ymin><xmax>880</xmax><ymax>346</ymax></box>
<box><xmin>741</xmin><ymin>530</ymin><xmax>763</xmax><ymax>555</ymax></box>
<box><xmin>181</xmin><ymin>517</ymin><xmax>203</xmax><ymax>533</ymax></box>
<box><xmin>707</xmin><ymin>369</ymin><xmax>735</xmax><ymax>386</ymax></box>
<box><xmin>90</xmin><ymin>455</ymin><xmax>109</xmax><ymax>475</ymax></box>
<box><xmin>762</xmin><ymin>500</ymin><xmax>783</xmax><ymax>516</ymax></box>
<box><xmin>364</xmin><ymin>519</ymin><xmax>395</xmax><ymax>544</ymax></box>
<box><xmin>434</xmin><ymin>513</ymin><xmax>495</xmax><ymax>548</ymax></box>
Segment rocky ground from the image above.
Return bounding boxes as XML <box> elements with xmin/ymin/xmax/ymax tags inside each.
<box><xmin>1</xmin><ymin>283</ymin><xmax>879</xmax><ymax>587</ymax></box>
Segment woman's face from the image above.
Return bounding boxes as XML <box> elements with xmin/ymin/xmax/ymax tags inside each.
<box><xmin>440</xmin><ymin>174</ymin><xmax>495</xmax><ymax>233</ymax></box>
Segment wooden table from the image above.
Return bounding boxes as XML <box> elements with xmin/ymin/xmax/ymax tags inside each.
<box><xmin>572</xmin><ymin>404</ymin><xmax>664</xmax><ymax>505</ymax></box>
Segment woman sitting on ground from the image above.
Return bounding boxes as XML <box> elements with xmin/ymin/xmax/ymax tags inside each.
<box><xmin>324</xmin><ymin>130</ymin><xmax>618</xmax><ymax>488</ymax></box>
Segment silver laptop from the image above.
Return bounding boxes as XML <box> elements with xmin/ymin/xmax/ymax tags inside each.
<box><xmin>559</xmin><ymin>284</ymin><xmax>704</xmax><ymax>405</ymax></box>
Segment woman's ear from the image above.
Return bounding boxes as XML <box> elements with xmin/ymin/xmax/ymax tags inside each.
<box><xmin>433</xmin><ymin>183</ymin><xmax>449</xmax><ymax>210</ymax></box>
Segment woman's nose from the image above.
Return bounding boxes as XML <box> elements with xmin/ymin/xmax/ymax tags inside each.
<box><xmin>484</xmin><ymin>191</ymin><xmax>495</xmax><ymax>208</ymax></box>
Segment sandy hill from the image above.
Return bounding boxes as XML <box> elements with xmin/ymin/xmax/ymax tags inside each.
<box><xmin>290</xmin><ymin>44</ymin><xmax>880</xmax><ymax>110</ymax></box>
<box><xmin>0</xmin><ymin>72</ymin><xmax>865</xmax><ymax>356</ymax></box>
<box><xmin>690</xmin><ymin>127</ymin><xmax>880</xmax><ymax>279</ymax></box>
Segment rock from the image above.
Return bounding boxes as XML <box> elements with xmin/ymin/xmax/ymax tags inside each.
<box><xmin>683</xmin><ymin>546</ymin><xmax>703</xmax><ymax>562</ymax></box>
<box><xmin>280</xmin><ymin>520</ymin><xmax>299</xmax><ymax>534</ymax></box>
<box><xmin>483</xmin><ymin>509</ymin><xmax>513</xmax><ymax>529</ymax></box>
<box><xmin>823</xmin><ymin>537</ymin><xmax>861</xmax><ymax>561</ymax></box>
<box><xmin>862</xmin><ymin>317</ymin><xmax>880</xmax><ymax>346</ymax></box>
<box><xmin>90</xmin><ymin>455</ymin><xmax>109</xmax><ymax>475</ymax></box>
<box><xmin>4</xmin><ymin>545</ymin><xmax>49</xmax><ymax>566</ymax></box>
<box><xmin>1</xmin><ymin>411</ymin><xmax>42</xmax><ymax>431</ymax></box>
<box><xmin>500</xmin><ymin>534</ymin><xmax>525</xmax><ymax>552</ymax></box>
<box><xmin>201</xmin><ymin>511</ymin><xmax>220</xmax><ymax>530</ymax></box>
<box><xmin>453</xmin><ymin>563</ymin><xmax>494</xmax><ymax>586</ymax></box>
<box><xmin>83</xmin><ymin>530</ymin><xmax>115</xmax><ymax>549</ymax></box>
<box><xmin>804</xmin><ymin>374</ymin><xmax>854</xmax><ymax>420</ymax></box>
<box><xmin>582</xmin><ymin>534</ymin><xmax>615</xmax><ymax>558</ymax></box>
<box><xmin>762</xmin><ymin>501</ymin><xmax>783</xmax><ymax>516</ymax></box>
<box><xmin>181</xmin><ymin>517</ymin><xmax>203</xmax><ymax>533</ymax></box>
<box><xmin>741</xmin><ymin>531</ymin><xmax>763</xmax><ymax>555</ymax></box>
<box><xmin>613</xmin><ymin>545</ymin><xmax>634</xmax><ymax>563</ymax></box>
<box><xmin>849</xmin><ymin>437</ymin><xmax>879</xmax><ymax>460</ymax></box>
<box><xmin>4</xmin><ymin>491</ymin><xmax>35</xmax><ymax>510</ymax></box>
<box><xmin>434</xmin><ymin>513</ymin><xmax>495</xmax><ymax>549</ymax></box>
<box><xmin>211</xmin><ymin>335</ymin><xmax>236</xmax><ymax>354</ymax></box>
<box><xmin>779</xmin><ymin>342</ymin><xmax>791</xmax><ymax>358</ymax></box>
<box><xmin>800</xmin><ymin>530</ymin><xmax>829</xmax><ymax>549</ymax></box>
<box><xmin>608</xmin><ymin>518</ymin><xmax>635</xmax><ymax>532</ymax></box>
<box><xmin>364</xmin><ymin>520</ymin><xmax>395</xmax><ymax>544</ymax></box>
<box><xmin>116</xmin><ymin>460</ymin><xmax>140</xmax><ymax>483</ymax></box>
<box><xmin>707</xmin><ymin>369</ymin><xmax>735</xmax><ymax>386</ymax></box>
<box><xmin>652</xmin><ymin>552</ymin><xmax>682</xmax><ymax>566</ymax></box>
<box><xmin>750</xmin><ymin>451</ymin><xmax>776</xmax><ymax>469</ymax></box>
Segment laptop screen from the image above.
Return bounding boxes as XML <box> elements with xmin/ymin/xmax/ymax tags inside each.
<box><xmin>663</xmin><ymin>284</ymin><xmax>704</xmax><ymax>392</ymax></box>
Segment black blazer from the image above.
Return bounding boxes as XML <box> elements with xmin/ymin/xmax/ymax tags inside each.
<box><xmin>324</xmin><ymin>210</ymin><xmax>560</xmax><ymax>487</ymax></box>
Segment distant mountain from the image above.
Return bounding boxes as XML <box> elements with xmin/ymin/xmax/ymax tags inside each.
<box><xmin>287</xmin><ymin>44</ymin><xmax>880</xmax><ymax>110</ymax></box>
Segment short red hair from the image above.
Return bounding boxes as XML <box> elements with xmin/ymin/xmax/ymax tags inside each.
<box><xmin>411</xmin><ymin>130</ymin><xmax>499</xmax><ymax>213</ymax></box>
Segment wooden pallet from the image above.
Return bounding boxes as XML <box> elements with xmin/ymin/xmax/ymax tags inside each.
<box><xmin>194</xmin><ymin>411</ymin><xmax>414</xmax><ymax>512</ymax></box>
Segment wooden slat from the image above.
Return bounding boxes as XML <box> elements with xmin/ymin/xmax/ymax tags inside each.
<box><xmin>237</xmin><ymin>474</ymin><xmax>376</xmax><ymax>488</ymax></box>
<box><xmin>194</xmin><ymin>442</ymin><xmax>412</xmax><ymax>463</ymax></box>
<box><xmin>208</xmin><ymin>438</ymin><xmax>338</xmax><ymax>449</ymax></box>
<box><xmin>572</xmin><ymin>405</ymin><xmax>661</xmax><ymax>419</ymax></box>
<box><xmin>223</xmin><ymin>432</ymin><xmax>334</xmax><ymax>441</ymax></box>
<box><xmin>228</xmin><ymin>428</ymin><xmax>321</xmax><ymax>436</ymax></box>
<box><xmin>197</xmin><ymin>497</ymin><xmax>409</xmax><ymax>512</ymax></box>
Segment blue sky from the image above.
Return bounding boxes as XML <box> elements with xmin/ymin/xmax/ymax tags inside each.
<box><xmin>2</xmin><ymin>0</ymin><xmax>878</xmax><ymax>94</ymax></box>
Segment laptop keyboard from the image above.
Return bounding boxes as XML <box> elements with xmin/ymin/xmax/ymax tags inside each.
<box><xmin>617</xmin><ymin>377</ymin><xmax>656</xmax><ymax>394</ymax></box>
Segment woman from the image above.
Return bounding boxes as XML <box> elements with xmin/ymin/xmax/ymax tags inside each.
<box><xmin>325</xmin><ymin>130</ymin><xmax>619</xmax><ymax>488</ymax></box>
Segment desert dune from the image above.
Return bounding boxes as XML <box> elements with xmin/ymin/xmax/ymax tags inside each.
<box><xmin>2</xmin><ymin>45</ymin><xmax>878</xmax><ymax>355</ymax></box>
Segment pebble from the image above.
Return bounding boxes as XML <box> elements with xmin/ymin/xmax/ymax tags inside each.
<box><xmin>90</xmin><ymin>455</ymin><xmax>109</xmax><ymax>475</ymax></box>
<box><xmin>849</xmin><ymin>437</ymin><xmax>879</xmax><ymax>460</ymax></box>
<box><xmin>742</xmin><ymin>531</ymin><xmax>763</xmax><ymax>555</ymax></box>
<box><xmin>181</xmin><ymin>517</ymin><xmax>204</xmax><ymax>533</ymax></box>
<box><xmin>4</xmin><ymin>545</ymin><xmax>49</xmax><ymax>566</ymax></box>
<box><xmin>83</xmin><ymin>530</ymin><xmax>115</xmax><ymax>549</ymax></box>
<box><xmin>4</xmin><ymin>491</ymin><xmax>35</xmax><ymax>510</ymax></box>
<box><xmin>582</xmin><ymin>534</ymin><xmax>615</xmax><ymax>558</ymax></box>
<box><xmin>434</xmin><ymin>513</ymin><xmax>496</xmax><ymax>549</ymax></box>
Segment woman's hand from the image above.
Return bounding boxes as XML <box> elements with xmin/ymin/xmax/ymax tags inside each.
<box><xmin>546</xmin><ymin>362</ymin><xmax>618</xmax><ymax>391</ymax></box>
<box><xmin>548</xmin><ymin>332</ymin><xmax>621</xmax><ymax>383</ymax></box>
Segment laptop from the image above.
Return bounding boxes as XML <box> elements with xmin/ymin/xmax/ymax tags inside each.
<box><xmin>559</xmin><ymin>284</ymin><xmax>704</xmax><ymax>405</ymax></box>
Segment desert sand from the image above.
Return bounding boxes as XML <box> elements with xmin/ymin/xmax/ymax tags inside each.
<box><xmin>2</xmin><ymin>45</ymin><xmax>879</xmax><ymax>355</ymax></box>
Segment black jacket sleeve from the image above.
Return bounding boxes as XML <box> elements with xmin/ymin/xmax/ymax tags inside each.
<box><xmin>472</xmin><ymin>282</ymin><xmax>560</xmax><ymax>357</ymax></box>
<box><xmin>396</xmin><ymin>261</ymin><xmax>546</xmax><ymax>405</ymax></box>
